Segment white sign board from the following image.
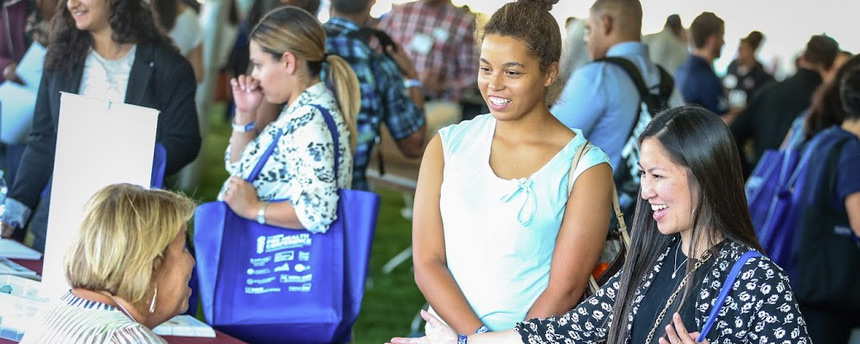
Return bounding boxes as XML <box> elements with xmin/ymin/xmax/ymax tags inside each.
<box><xmin>41</xmin><ymin>93</ymin><xmax>159</xmax><ymax>297</ymax></box>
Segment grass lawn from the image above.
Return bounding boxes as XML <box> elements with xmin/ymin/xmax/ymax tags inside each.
<box><xmin>186</xmin><ymin>103</ymin><xmax>426</xmax><ymax>344</ymax></box>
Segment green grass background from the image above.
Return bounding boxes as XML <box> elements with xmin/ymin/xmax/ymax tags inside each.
<box><xmin>185</xmin><ymin>104</ymin><xmax>426</xmax><ymax>344</ymax></box>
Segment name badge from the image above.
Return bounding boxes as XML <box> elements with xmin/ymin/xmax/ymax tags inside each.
<box><xmin>432</xmin><ymin>27</ymin><xmax>450</xmax><ymax>42</ymax></box>
<box><xmin>410</xmin><ymin>33</ymin><xmax>434</xmax><ymax>55</ymax></box>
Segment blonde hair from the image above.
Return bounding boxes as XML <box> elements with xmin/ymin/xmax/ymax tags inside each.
<box><xmin>251</xmin><ymin>6</ymin><xmax>359</xmax><ymax>150</ymax></box>
<box><xmin>64</xmin><ymin>184</ymin><xmax>195</xmax><ymax>311</ymax></box>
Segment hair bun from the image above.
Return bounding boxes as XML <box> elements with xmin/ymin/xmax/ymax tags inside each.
<box><xmin>518</xmin><ymin>0</ymin><xmax>558</xmax><ymax>12</ymax></box>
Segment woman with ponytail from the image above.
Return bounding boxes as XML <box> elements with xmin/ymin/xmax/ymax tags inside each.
<box><xmin>218</xmin><ymin>6</ymin><xmax>359</xmax><ymax>234</ymax></box>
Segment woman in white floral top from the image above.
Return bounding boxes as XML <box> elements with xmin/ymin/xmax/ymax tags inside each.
<box><xmin>217</xmin><ymin>6</ymin><xmax>359</xmax><ymax>233</ymax></box>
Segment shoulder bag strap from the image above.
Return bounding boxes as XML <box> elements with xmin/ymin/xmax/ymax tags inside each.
<box><xmin>567</xmin><ymin>140</ymin><xmax>631</xmax><ymax>292</ymax></box>
<box><xmin>247</xmin><ymin>104</ymin><xmax>343</xmax><ymax>182</ymax></box>
<box><xmin>311</xmin><ymin>104</ymin><xmax>342</xmax><ymax>180</ymax></box>
<box><xmin>568</xmin><ymin>140</ymin><xmax>630</xmax><ymax>242</ymax></box>
<box><xmin>245</xmin><ymin>128</ymin><xmax>285</xmax><ymax>182</ymax></box>
<box><xmin>697</xmin><ymin>250</ymin><xmax>763</xmax><ymax>341</ymax></box>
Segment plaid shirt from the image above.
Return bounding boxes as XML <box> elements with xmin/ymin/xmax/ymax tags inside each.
<box><xmin>378</xmin><ymin>1</ymin><xmax>478</xmax><ymax>101</ymax></box>
<box><xmin>324</xmin><ymin>17</ymin><xmax>425</xmax><ymax>191</ymax></box>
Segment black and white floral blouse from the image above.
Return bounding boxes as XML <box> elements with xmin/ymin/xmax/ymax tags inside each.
<box><xmin>218</xmin><ymin>82</ymin><xmax>352</xmax><ymax>233</ymax></box>
<box><xmin>515</xmin><ymin>240</ymin><xmax>811</xmax><ymax>343</ymax></box>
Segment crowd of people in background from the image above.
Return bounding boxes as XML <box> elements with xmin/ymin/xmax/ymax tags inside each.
<box><xmin>1</xmin><ymin>0</ymin><xmax>858</xmax><ymax>343</ymax></box>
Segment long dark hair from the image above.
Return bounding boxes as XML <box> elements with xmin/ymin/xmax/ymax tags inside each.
<box><xmin>151</xmin><ymin>0</ymin><xmax>178</xmax><ymax>32</ymax></box>
<box><xmin>804</xmin><ymin>53</ymin><xmax>860</xmax><ymax>140</ymax></box>
<box><xmin>45</xmin><ymin>0</ymin><xmax>171</xmax><ymax>74</ymax></box>
<box><xmin>605</xmin><ymin>106</ymin><xmax>762</xmax><ymax>343</ymax></box>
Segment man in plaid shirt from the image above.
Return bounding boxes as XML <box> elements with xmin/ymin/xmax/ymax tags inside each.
<box><xmin>378</xmin><ymin>0</ymin><xmax>479</xmax><ymax>103</ymax></box>
<box><xmin>326</xmin><ymin>0</ymin><xmax>427</xmax><ymax>191</ymax></box>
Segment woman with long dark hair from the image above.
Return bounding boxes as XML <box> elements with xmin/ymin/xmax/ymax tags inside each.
<box><xmin>794</xmin><ymin>56</ymin><xmax>860</xmax><ymax>344</ymax></box>
<box><xmin>389</xmin><ymin>106</ymin><xmax>811</xmax><ymax>344</ymax></box>
<box><xmin>0</xmin><ymin>0</ymin><xmax>200</xmax><ymax>252</ymax></box>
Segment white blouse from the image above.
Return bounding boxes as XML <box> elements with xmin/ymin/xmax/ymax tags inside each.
<box><xmin>168</xmin><ymin>8</ymin><xmax>203</xmax><ymax>56</ymax></box>
<box><xmin>218</xmin><ymin>82</ymin><xmax>352</xmax><ymax>233</ymax></box>
<box><xmin>79</xmin><ymin>45</ymin><xmax>136</xmax><ymax>103</ymax></box>
<box><xmin>20</xmin><ymin>292</ymin><xmax>167</xmax><ymax>344</ymax></box>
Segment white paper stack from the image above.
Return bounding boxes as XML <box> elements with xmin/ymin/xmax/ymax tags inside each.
<box><xmin>0</xmin><ymin>42</ymin><xmax>46</xmax><ymax>144</ymax></box>
<box><xmin>0</xmin><ymin>238</ymin><xmax>42</xmax><ymax>260</ymax></box>
<box><xmin>152</xmin><ymin>315</ymin><xmax>217</xmax><ymax>338</ymax></box>
<box><xmin>0</xmin><ymin>257</ymin><xmax>38</xmax><ymax>279</ymax></box>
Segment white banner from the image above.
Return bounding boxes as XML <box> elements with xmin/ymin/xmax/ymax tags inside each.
<box><xmin>41</xmin><ymin>93</ymin><xmax>159</xmax><ymax>297</ymax></box>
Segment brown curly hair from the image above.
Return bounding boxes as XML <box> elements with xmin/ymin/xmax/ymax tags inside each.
<box><xmin>45</xmin><ymin>0</ymin><xmax>172</xmax><ymax>74</ymax></box>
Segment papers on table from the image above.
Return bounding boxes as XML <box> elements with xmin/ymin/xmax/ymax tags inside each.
<box><xmin>0</xmin><ymin>257</ymin><xmax>38</xmax><ymax>279</ymax></box>
<box><xmin>0</xmin><ymin>42</ymin><xmax>45</xmax><ymax>144</ymax></box>
<box><xmin>16</xmin><ymin>42</ymin><xmax>46</xmax><ymax>93</ymax></box>
<box><xmin>152</xmin><ymin>315</ymin><xmax>216</xmax><ymax>338</ymax></box>
<box><xmin>0</xmin><ymin>81</ymin><xmax>37</xmax><ymax>144</ymax></box>
<box><xmin>0</xmin><ymin>239</ymin><xmax>42</xmax><ymax>260</ymax></box>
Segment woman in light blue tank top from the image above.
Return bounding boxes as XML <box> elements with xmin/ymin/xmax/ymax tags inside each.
<box><xmin>411</xmin><ymin>0</ymin><xmax>614</xmax><ymax>334</ymax></box>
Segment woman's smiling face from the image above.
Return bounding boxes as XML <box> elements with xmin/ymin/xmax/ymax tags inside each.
<box><xmin>639</xmin><ymin>138</ymin><xmax>696</xmax><ymax>237</ymax></box>
<box><xmin>66</xmin><ymin>0</ymin><xmax>111</xmax><ymax>34</ymax></box>
<box><xmin>478</xmin><ymin>34</ymin><xmax>554</xmax><ymax>122</ymax></box>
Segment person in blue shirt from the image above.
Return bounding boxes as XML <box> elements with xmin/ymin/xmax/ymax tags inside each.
<box><xmin>324</xmin><ymin>0</ymin><xmax>427</xmax><ymax>191</ymax></box>
<box><xmin>675</xmin><ymin>12</ymin><xmax>731</xmax><ymax>118</ymax></box>
<box><xmin>550</xmin><ymin>0</ymin><xmax>681</xmax><ymax>170</ymax></box>
<box><xmin>795</xmin><ymin>57</ymin><xmax>860</xmax><ymax>344</ymax></box>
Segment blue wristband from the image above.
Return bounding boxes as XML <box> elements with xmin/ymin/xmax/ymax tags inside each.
<box><xmin>475</xmin><ymin>325</ymin><xmax>490</xmax><ymax>334</ymax></box>
<box><xmin>403</xmin><ymin>78</ymin><xmax>422</xmax><ymax>89</ymax></box>
<box><xmin>232</xmin><ymin>121</ymin><xmax>256</xmax><ymax>132</ymax></box>
<box><xmin>457</xmin><ymin>334</ymin><xmax>468</xmax><ymax>344</ymax></box>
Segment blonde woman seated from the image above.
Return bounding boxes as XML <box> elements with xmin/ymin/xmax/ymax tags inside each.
<box><xmin>21</xmin><ymin>184</ymin><xmax>196</xmax><ymax>343</ymax></box>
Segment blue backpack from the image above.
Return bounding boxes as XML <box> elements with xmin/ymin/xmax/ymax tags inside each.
<box><xmin>745</xmin><ymin>128</ymin><xmax>850</xmax><ymax>282</ymax></box>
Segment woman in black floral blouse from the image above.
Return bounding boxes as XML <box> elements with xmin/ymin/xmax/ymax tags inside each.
<box><xmin>389</xmin><ymin>104</ymin><xmax>812</xmax><ymax>344</ymax></box>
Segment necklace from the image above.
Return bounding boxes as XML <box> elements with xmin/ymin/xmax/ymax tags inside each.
<box><xmin>672</xmin><ymin>244</ymin><xmax>689</xmax><ymax>279</ymax></box>
<box><xmin>645</xmin><ymin>252</ymin><xmax>712</xmax><ymax>344</ymax></box>
<box><xmin>104</xmin><ymin>294</ymin><xmax>139</xmax><ymax>324</ymax></box>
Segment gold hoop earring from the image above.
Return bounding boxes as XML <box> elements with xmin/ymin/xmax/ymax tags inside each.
<box><xmin>149</xmin><ymin>287</ymin><xmax>158</xmax><ymax>313</ymax></box>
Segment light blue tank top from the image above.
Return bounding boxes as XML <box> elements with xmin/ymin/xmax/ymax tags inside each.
<box><xmin>437</xmin><ymin>114</ymin><xmax>610</xmax><ymax>331</ymax></box>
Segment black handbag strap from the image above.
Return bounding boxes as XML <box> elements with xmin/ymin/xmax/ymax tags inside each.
<box><xmin>814</xmin><ymin>138</ymin><xmax>851</xmax><ymax>206</ymax></box>
<box><xmin>592</xmin><ymin>56</ymin><xmax>674</xmax><ymax>140</ymax></box>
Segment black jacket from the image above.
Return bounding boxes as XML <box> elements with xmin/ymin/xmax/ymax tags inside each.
<box><xmin>9</xmin><ymin>41</ymin><xmax>201</xmax><ymax>209</ymax></box>
<box><xmin>730</xmin><ymin>68</ymin><xmax>822</xmax><ymax>176</ymax></box>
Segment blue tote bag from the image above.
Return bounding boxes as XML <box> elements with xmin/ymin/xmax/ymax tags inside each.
<box><xmin>745</xmin><ymin>148</ymin><xmax>799</xmax><ymax>231</ymax></box>
<box><xmin>748</xmin><ymin>134</ymin><xmax>828</xmax><ymax>281</ymax></box>
<box><xmin>195</xmin><ymin>105</ymin><xmax>380</xmax><ymax>344</ymax></box>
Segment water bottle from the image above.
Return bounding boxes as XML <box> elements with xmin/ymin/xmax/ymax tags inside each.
<box><xmin>0</xmin><ymin>170</ymin><xmax>7</xmax><ymax>218</ymax></box>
